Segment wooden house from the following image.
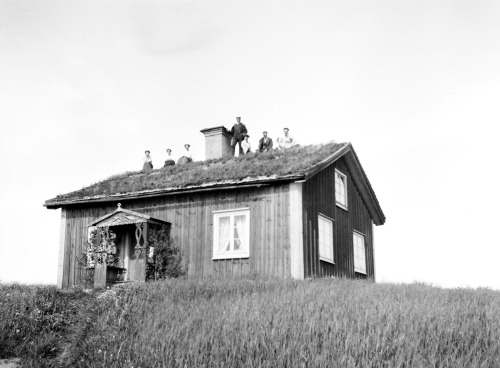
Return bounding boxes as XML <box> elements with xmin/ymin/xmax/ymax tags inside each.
<box><xmin>45</xmin><ymin>126</ymin><xmax>385</xmax><ymax>288</ymax></box>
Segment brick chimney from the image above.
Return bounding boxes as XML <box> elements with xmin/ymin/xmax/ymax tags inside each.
<box><xmin>200</xmin><ymin>126</ymin><xmax>233</xmax><ymax>160</ymax></box>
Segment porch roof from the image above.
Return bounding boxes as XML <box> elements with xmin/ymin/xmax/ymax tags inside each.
<box><xmin>89</xmin><ymin>203</ymin><xmax>170</xmax><ymax>228</ymax></box>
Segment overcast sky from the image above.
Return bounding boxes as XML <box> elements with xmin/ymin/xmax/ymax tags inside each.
<box><xmin>1</xmin><ymin>0</ymin><xmax>499</xmax><ymax>289</ymax></box>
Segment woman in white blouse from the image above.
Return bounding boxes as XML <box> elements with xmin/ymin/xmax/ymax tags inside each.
<box><xmin>143</xmin><ymin>150</ymin><xmax>153</xmax><ymax>173</ymax></box>
<box><xmin>241</xmin><ymin>134</ymin><xmax>251</xmax><ymax>155</ymax></box>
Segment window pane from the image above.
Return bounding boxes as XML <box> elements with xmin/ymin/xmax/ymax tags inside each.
<box><xmin>213</xmin><ymin>210</ymin><xmax>250</xmax><ymax>259</ymax></box>
<box><xmin>218</xmin><ymin>216</ymin><xmax>231</xmax><ymax>252</ymax></box>
<box><xmin>318</xmin><ymin>216</ymin><xmax>334</xmax><ymax>262</ymax></box>
<box><xmin>335</xmin><ymin>171</ymin><xmax>347</xmax><ymax>207</ymax></box>
<box><xmin>353</xmin><ymin>233</ymin><xmax>366</xmax><ymax>273</ymax></box>
<box><xmin>234</xmin><ymin>215</ymin><xmax>247</xmax><ymax>251</ymax></box>
<box><xmin>234</xmin><ymin>238</ymin><xmax>241</xmax><ymax>250</ymax></box>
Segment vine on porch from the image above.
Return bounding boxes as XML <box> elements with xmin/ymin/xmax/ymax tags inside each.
<box><xmin>76</xmin><ymin>227</ymin><xmax>120</xmax><ymax>287</ymax></box>
<box><xmin>146</xmin><ymin>225</ymin><xmax>184</xmax><ymax>280</ymax></box>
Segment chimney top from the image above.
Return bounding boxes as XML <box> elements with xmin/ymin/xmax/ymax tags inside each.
<box><xmin>200</xmin><ymin>126</ymin><xmax>233</xmax><ymax>160</ymax></box>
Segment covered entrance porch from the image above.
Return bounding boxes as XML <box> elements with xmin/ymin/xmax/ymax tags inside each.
<box><xmin>88</xmin><ymin>203</ymin><xmax>171</xmax><ymax>289</ymax></box>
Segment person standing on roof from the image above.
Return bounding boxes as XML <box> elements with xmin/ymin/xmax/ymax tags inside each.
<box><xmin>164</xmin><ymin>148</ymin><xmax>175</xmax><ymax>167</ymax></box>
<box><xmin>277</xmin><ymin>128</ymin><xmax>297</xmax><ymax>149</ymax></box>
<box><xmin>230</xmin><ymin>116</ymin><xmax>248</xmax><ymax>156</ymax></box>
<box><xmin>258</xmin><ymin>131</ymin><xmax>273</xmax><ymax>152</ymax></box>
<box><xmin>143</xmin><ymin>150</ymin><xmax>153</xmax><ymax>173</ymax></box>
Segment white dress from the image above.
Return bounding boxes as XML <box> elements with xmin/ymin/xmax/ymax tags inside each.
<box><xmin>241</xmin><ymin>140</ymin><xmax>251</xmax><ymax>154</ymax></box>
<box><xmin>277</xmin><ymin>135</ymin><xmax>296</xmax><ymax>149</ymax></box>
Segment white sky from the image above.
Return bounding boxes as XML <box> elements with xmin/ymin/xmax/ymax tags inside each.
<box><xmin>1</xmin><ymin>0</ymin><xmax>499</xmax><ymax>289</ymax></box>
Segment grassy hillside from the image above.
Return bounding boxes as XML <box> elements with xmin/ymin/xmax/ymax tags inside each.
<box><xmin>1</xmin><ymin>277</ymin><xmax>499</xmax><ymax>367</ymax></box>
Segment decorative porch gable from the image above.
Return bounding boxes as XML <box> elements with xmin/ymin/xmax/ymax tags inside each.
<box><xmin>83</xmin><ymin>204</ymin><xmax>171</xmax><ymax>289</ymax></box>
<box><xmin>89</xmin><ymin>203</ymin><xmax>169</xmax><ymax>228</ymax></box>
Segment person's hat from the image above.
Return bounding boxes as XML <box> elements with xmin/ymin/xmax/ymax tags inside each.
<box><xmin>184</xmin><ymin>144</ymin><xmax>190</xmax><ymax>148</ymax></box>
<box><xmin>244</xmin><ymin>133</ymin><xmax>250</xmax><ymax>138</ymax></box>
<box><xmin>283</xmin><ymin>127</ymin><xmax>289</xmax><ymax>131</ymax></box>
<box><xmin>166</xmin><ymin>148</ymin><xmax>172</xmax><ymax>152</ymax></box>
<box><xmin>145</xmin><ymin>150</ymin><xmax>150</xmax><ymax>153</ymax></box>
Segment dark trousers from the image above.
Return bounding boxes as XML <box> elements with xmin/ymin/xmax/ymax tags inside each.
<box><xmin>231</xmin><ymin>137</ymin><xmax>244</xmax><ymax>155</ymax></box>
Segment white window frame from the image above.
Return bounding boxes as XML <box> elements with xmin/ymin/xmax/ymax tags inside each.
<box><xmin>318</xmin><ymin>214</ymin><xmax>334</xmax><ymax>264</ymax></box>
<box><xmin>353</xmin><ymin>231</ymin><xmax>367</xmax><ymax>274</ymax></box>
<box><xmin>335</xmin><ymin>169</ymin><xmax>348</xmax><ymax>210</ymax></box>
<box><xmin>212</xmin><ymin>208</ymin><xmax>250</xmax><ymax>260</ymax></box>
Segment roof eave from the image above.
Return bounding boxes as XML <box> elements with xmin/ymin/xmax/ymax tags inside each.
<box><xmin>44</xmin><ymin>175</ymin><xmax>305</xmax><ymax>209</ymax></box>
<box><xmin>343</xmin><ymin>146</ymin><xmax>386</xmax><ymax>225</ymax></box>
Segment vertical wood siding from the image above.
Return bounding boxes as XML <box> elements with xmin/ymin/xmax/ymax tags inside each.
<box><xmin>302</xmin><ymin>157</ymin><xmax>375</xmax><ymax>279</ymax></box>
<box><xmin>59</xmin><ymin>184</ymin><xmax>291</xmax><ymax>288</ymax></box>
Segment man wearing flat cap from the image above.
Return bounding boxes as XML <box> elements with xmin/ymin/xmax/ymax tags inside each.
<box><xmin>230</xmin><ymin>116</ymin><xmax>248</xmax><ymax>156</ymax></box>
<box><xmin>258</xmin><ymin>131</ymin><xmax>273</xmax><ymax>152</ymax></box>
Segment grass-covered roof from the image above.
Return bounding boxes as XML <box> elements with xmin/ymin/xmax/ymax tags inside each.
<box><xmin>45</xmin><ymin>142</ymin><xmax>349</xmax><ymax>208</ymax></box>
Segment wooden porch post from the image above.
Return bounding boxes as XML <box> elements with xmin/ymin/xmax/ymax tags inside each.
<box><xmin>141</xmin><ymin>222</ymin><xmax>149</xmax><ymax>281</ymax></box>
<box><xmin>130</xmin><ymin>222</ymin><xmax>148</xmax><ymax>281</ymax></box>
<box><xmin>57</xmin><ymin>208</ymin><xmax>67</xmax><ymax>289</ymax></box>
<box><xmin>94</xmin><ymin>228</ymin><xmax>107</xmax><ymax>289</ymax></box>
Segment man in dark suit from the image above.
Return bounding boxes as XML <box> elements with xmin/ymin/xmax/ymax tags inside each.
<box><xmin>258</xmin><ymin>131</ymin><xmax>273</xmax><ymax>152</ymax></box>
<box><xmin>230</xmin><ymin>116</ymin><xmax>248</xmax><ymax>156</ymax></box>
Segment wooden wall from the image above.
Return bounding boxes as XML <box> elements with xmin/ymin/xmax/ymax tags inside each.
<box><xmin>59</xmin><ymin>184</ymin><xmax>291</xmax><ymax>288</ymax></box>
<box><xmin>302</xmin><ymin>157</ymin><xmax>375</xmax><ymax>279</ymax></box>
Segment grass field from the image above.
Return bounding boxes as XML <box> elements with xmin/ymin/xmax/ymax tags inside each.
<box><xmin>1</xmin><ymin>277</ymin><xmax>499</xmax><ymax>367</ymax></box>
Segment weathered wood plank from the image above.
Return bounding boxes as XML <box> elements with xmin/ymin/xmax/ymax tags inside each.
<box><xmin>267</xmin><ymin>188</ymin><xmax>275</xmax><ymax>275</ymax></box>
<box><xmin>289</xmin><ymin>182</ymin><xmax>303</xmax><ymax>279</ymax></box>
<box><xmin>242</xmin><ymin>258</ymin><xmax>250</xmax><ymax>276</ymax></box>
<box><xmin>57</xmin><ymin>209</ymin><xmax>67</xmax><ymax>289</ymax></box>
<box><xmin>213</xmin><ymin>259</ymin><xmax>219</xmax><ymax>278</ymax></box>
<box><xmin>260</xmin><ymin>192</ymin><xmax>268</xmax><ymax>274</ymax></box>
<box><xmin>203</xmin><ymin>196</ymin><xmax>212</xmax><ymax>277</ymax></box>
<box><xmin>249</xmin><ymin>191</ymin><xmax>259</xmax><ymax>274</ymax></box>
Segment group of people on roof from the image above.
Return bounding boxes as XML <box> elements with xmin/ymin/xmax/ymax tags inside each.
<box><xmin>230</xmin><ymin>116</ymin><xmax>298</xmax><ymax>156</ymax></box>
<box><xmin>142</xmin><ymin>144</ymin><xmax>194</xmax><ymax>173</ymax></box>
<box><xmin>142</xmin><ymin>116</ymin><xmax>298</xmax><ymax>173</ymax></box>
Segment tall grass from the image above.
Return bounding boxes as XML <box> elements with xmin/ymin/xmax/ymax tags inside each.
<box><xmin>2</xmin><ymin>278</ymin><xmax>500</xmax><ymax>367</ymax></box>
<box><xmin>0</xmin><ymin>283</ymin><xmax>99</xmax><ymax>367</ymax></box>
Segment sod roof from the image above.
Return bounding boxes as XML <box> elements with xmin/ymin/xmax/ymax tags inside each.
<box><xmin>44</xmin><ymin>142</ymin><xmax>385</xmax><ymax>224</ymax></box>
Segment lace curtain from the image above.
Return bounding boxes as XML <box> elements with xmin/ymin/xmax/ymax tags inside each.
<box><xmin>234</xmin><ymin>215</ymin><xmax>246</xmax><ymax>252</ymax></box>
<box><xmin>218</xmin><ymin>216</ymin><xmax>231</xmax><ymax>252</ymax></box>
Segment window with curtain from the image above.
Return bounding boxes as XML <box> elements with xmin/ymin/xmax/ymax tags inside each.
<box><xmin>335</xmin><ymin>169</ymin><xmax>348</xmax><ymax>210</ymax></box>
<box><xmin>353</xmin><ymin>231</ymin><xmax>366</xmax><ymax>274</ymax></box>
<box><xmin>318</xmin><ymin>214</ymin><xmax>334</xmax><ymax>263</ymax></box>
<box><xmin>213</xmin><ymin>208</ymin><xmax>250</xmax><ymax>259</ymax></box>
